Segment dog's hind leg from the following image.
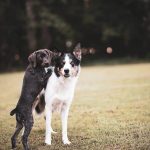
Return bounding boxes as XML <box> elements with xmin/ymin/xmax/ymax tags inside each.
<box><xmin>51</xmin><ymin>126</ymin><xmax>57</xmax><ymax>134</ymax></box>
<box><xmin>11</xmin><ymin>121</ymin><xmax>23</xmax><ymax>149</ymax></box>
<box><xmin>22</xmin><ymin>114</ymin><xmax>34</xmax><ymax>150</ymax></box>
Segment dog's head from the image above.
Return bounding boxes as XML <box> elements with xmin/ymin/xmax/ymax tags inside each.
<box><xmin>54</xmin><ymin>43</ymin><xmax>81</xmax><ymax>78</ymax></box>
<box><xmin>28</xmin><ymin>49</ymin><xmax>53</xmax><ymax>68</ymax></box>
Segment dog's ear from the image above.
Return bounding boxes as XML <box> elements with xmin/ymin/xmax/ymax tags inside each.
<box><xmin>28</xmin><ymin>52</ymin><xmax>37</xmax><ymax>68</ymax></box>
<box><xmin>73</xmin><ymin>43</ymin><xmax>82</xmax><ymax>60</ymax></box>
<box><xmin>45</xmin><ymin>49</ymin><xmax>62</xmax><ymax>58</ymax></box>
<box><xmin>45</xmin><ymin>49</ymin><xmax>53</xmax><ymax>57</ymax></box>
<box><xmin>51</xmin><ymin>51</ymin><xmax>62</xmax><ymax>66</ymax></box>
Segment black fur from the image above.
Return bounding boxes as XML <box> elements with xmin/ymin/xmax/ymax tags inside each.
<box><xmin>10</xmin><ymin>49</ymin><xmax>53</xmax><ymax>150</ymax></box>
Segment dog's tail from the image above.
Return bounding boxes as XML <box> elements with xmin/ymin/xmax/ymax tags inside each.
<box><xmin>10</xmin><ymin>108</ymin><xmax>17</xmax><ymax>116</ymax></box>
<box><xmin>35</xmin><ymin>93</ymin><xmax>45</xmax><ymax>114</ymax></box>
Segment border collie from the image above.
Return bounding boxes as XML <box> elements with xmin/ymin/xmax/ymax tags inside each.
<box><xmin>35</xmin><ymin>43</ymin><xmax>82</xmax><ymax>145</ymax></box>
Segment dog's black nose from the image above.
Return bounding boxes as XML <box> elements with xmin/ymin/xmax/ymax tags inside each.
<box><xmin>64</xmin><ymin>69</ymin><xmax>69</xmax><ymax>74</ymax></box>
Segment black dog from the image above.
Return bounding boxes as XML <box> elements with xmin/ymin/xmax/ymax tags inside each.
<box><xmin>10</xmin><ymin>49</ymin><xmax>53</xmax><ymax>150</ymax></box>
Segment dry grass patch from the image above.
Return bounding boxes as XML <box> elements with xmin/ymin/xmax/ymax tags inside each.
<box><xmin>0</xmin><ymin>63</ymin><xmax>150</xmax><ymax>149</ymax></box>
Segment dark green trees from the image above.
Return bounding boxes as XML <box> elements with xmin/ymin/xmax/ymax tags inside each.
<box><xmin>0</xmin><ymin>0</ymin><xmax>149</xmax><ymax>70</ymax></box>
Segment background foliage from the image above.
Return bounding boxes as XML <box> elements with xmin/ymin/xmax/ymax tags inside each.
<box><xmin>0</xmin><ymin>0</ymin><xmax>150</xmax><ymax>70</ymax></box>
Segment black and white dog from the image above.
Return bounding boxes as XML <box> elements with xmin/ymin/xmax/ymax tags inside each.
<box><xmin>35</xmin><ymin>44</ymin><xmax>82</xmax><ymax>145</ymax></box>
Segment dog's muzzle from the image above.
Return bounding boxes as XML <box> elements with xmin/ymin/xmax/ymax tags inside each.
<box><xmin>64</xmin><ymin>69</ymin><xmax>70</xmax><ymax>78</ymax></box>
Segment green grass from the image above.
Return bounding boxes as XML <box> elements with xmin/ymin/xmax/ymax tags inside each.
<box><xmin>0</xmin><ymin>63</ymin><xmax>150</xmax><ymax>150</ymax></box>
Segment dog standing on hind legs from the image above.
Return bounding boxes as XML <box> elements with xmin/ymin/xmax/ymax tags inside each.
<box><xmin>10</xmin><ymin>49</ymin><xmax>54</xmax><ymax>150</ymax></box>
<box><xmin>35</xmin><ymin>43</ymin><xmax>82</xmax><ymax>145</ymax></box>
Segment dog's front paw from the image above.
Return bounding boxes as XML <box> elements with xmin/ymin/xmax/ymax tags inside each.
<box><xmin>45</xmin><ymin>139</ymin><xmax>51</xmax><ymax>145</ymax></box>
<box><xmin>63</xmin><ymin>139</ymin><xmax>71</xmax><ymax>145</ymax></box>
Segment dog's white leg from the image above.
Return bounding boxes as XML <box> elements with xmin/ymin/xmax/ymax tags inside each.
<box><xmin>45</xmin><ymin>105</ymin><xmax>52</xmax><ymax>145</ymax></box>
<box><xmin>61</xmin><ymin>105</ymin><xmax>71</xmax><ymax>145</ymax></box>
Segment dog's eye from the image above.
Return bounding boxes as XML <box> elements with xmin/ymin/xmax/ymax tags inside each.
<box><xmin>41</xmin><ymin>53</ymin><xmax>46</xmax><ymax>58</ymax></box>
<box><xmin>61</xmin><ymin>62</ymin><xmax>65</xmax><ymax>65</ymax></box>
<box><xmin>71</xmin><ymin>61</ymin><xmax>75</xmax><ymax>67</ymax></box>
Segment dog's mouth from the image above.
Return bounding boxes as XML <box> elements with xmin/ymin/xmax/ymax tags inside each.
<box><xmin>64</xmin><ymin>74</ymin><xmax>70</xmax><ymax>78</ymax></box>
<box><xmin>42</xmin><ymin>63</ymin><xmax>50</xmax><ymax>67</ymax></box>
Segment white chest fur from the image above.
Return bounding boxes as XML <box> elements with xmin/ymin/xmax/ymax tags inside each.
<box><xmin>45</xmin><ymin>70</ymin><xmax>79</xmax><ymax>112</ymax></box>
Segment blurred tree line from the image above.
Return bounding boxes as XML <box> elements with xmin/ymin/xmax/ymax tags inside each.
<box><xmin>0</xmin><ymin>0</ymin><xmax>150</xmax><ymax>70</ymax></box>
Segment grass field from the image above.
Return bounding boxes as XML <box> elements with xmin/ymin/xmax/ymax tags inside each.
<box><xmin>0</xmin><ymin>63</ymin><xmax>150</xmax><ymax>150</ymax></box>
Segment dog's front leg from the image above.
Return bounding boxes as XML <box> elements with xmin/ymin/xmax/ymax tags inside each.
<box><xmin>45</xmin><ymin>105</ymin><xmax>52</xmax><ymax>145</ymax></box>
<box><xmin>61</xmin><ymin>104</ymin><xmax>71</xmax><ymax>145</ymax></box>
